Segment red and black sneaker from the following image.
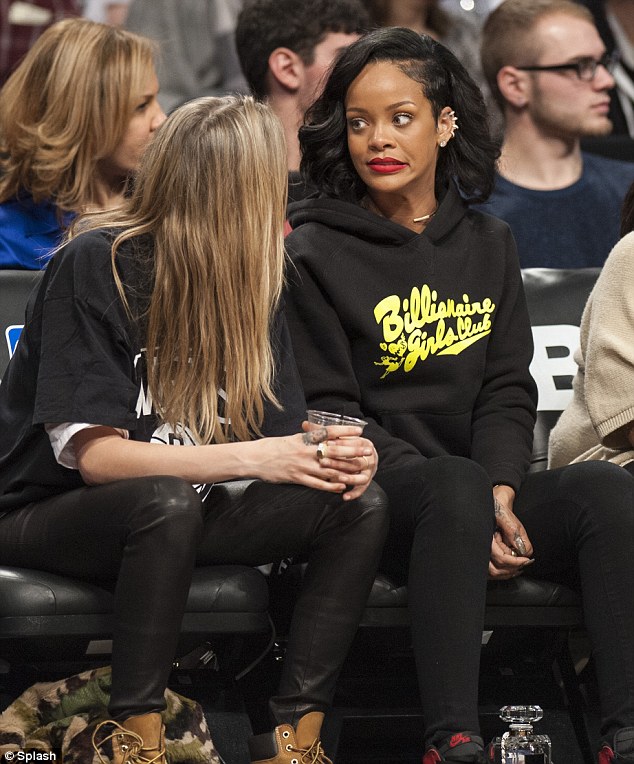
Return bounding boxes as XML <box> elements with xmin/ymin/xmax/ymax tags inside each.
<box><xmin>598</xmin><ymin>728</ymin><xmax>634</xmax><ymax>762</ymax></box>
<box><xmin>423</xmin><ymin>732</ymin><xmax>486</xmax><ymax>763</ymax></box>
<box><xmin>599</xmin><ymin>744</ymin><xmax>616</xmax><ymax>764</ymax></box>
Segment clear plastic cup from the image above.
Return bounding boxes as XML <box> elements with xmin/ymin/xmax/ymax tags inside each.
<box><xmin>306</xmin><ymin>410</ymin><xmax>367</xmax><ymax>430</ymax></box>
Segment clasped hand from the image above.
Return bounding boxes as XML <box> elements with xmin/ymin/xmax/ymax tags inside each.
<box><xmin>255</xmin><ymin>421</ymin><xmax>377</xmax><ymax>501</ymax></box>
<box><xmin>489</xmin><ymin>484</ymin><xmax>535</xmax><ymax>580</ymax></box>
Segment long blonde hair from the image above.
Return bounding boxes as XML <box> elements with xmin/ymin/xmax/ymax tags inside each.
<box><xmin>73</xmin><ymin>96</ymin><xmax>288</xmax><ymax>444</ymax></box>
<box><xmin>0</xmin><ymin>18</ymin><xmax>156</xmax><ymax>211</ymax></box>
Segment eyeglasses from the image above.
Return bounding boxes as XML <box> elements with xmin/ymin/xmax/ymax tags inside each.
<box><xmin>516</xmin><ymin>51</ymin><xmax>620</xmax><ymax>82</ymax></box>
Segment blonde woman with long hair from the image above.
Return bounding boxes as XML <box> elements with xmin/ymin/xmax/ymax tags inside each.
<box><xmin>0</xmin><ymin>95</ymin><xmax>387</xmax><ymax>764</ymax></box>
<box><xmin>0</xmin><ymin>17</ymin><xmax>165</xmax><ymax>269</ymax></box>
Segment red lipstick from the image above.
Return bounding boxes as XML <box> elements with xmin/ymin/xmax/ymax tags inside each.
<box><xmin>368</xmin><ymin>157</ymin><xmax>407</xmax><ymax>174</ymax></box>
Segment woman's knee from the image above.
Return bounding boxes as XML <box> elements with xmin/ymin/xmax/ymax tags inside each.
<box><xmin>324</xmin><ymin>481</ymin><xmax>390</xmax><ymax>544</ymax></box>
<box><xmin>557</xmin><ymin>461</ymin><xmax>634</xmax><ymax>527</ymax></box>
<box><xmin>125</xmin><ymin>475</ymin><xmax>204</xmax><ymax>536</ymax></box>
<box><xmin>355</xmin><ymin>480</ymin><xmax>390</xmax><ymax>534</ymax></box>
<box><xmin>418</xmin><ymin>456</ymin><xmax>493</xmax><ymax>526</ymax></box>
<box><xmin>421</xmin><ymin>454</ymin><xmax>489</xmax><ymax>485</ymax></box>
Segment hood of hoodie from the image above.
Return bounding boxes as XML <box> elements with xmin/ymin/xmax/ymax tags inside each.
<box><xmin>286</xmin><ymin>183</ymin><xmax>469</xmax><ymax>246</ymax></box>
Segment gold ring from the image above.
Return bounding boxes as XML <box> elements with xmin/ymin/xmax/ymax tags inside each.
<box><xmin>510</xmin><ymin>549</ymin><xmax>518</xmax><ymax>557</ymax></box>
<box><xmin>362</xmin><ymin>456</ymin><xmax>370</xmax><ymax>470</ymax></box>
<box><xmin>317</xmin><ymin>442</ymin><xmax>328</xmax><ymax>460</ymax></box>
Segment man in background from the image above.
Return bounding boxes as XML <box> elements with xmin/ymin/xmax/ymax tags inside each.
<box><xmin>476</xmin><ymin>0</ymin><xmax>634</xmax><ymax>269</ymax></box>
<box><xmin>236</xmin><ymin>0</ymin><xmax>369</xmax><ymax>198</ymax></box>
<box><xmin>578</xmin><ymin>0</ymin><xmax>634</xmax><ymax>140</ymax></box>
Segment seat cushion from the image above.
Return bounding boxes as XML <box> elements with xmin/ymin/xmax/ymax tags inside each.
<box><xmin>486</xmin><ymin>577</ymin><xmax>581</xmax><ymax>608</ymax></box>
<box><xmin>0</xmin><ymin>567</ymin><xmax>113</xmax><ymax>616</ymax></box>
<box><xmin>0</xmin><ymin>565</ymin><xmax>268</xmax><ymax>616</ymax></box>
<box><xmin>362</xmin><ymin>573</ymin><xmax>583</xmax><ymax>629</ymax></box>
<box><xmin>0</xmin><ymin>565</ymin><xmax>270</xmax><ymax>639</ymax></box>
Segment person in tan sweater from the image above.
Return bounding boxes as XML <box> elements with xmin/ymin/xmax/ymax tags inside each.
<box><xmin>549</xmin><ymin>180</ymin><xmax>634</xmax><ymax>471</ymax></box>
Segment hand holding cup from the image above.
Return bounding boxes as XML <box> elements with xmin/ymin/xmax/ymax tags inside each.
<box><xmin>303</xmin><ymin>410</ymin><xmax>376</xmax><ymax>500</ymax></box>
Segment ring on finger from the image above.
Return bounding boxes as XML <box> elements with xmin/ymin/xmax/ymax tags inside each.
<box><xmin>510</xmin><ymin>549</ymin><xmax>518</xmax><ymax>557</ymax></box>
<box><xmin>316</xmin><ymin>442</ymin><xmax>328</xmax><ymax>461</ymax></box>
<box><xmin>362</xmin><ymin>455</ymin><xmax>370</xmax><ymax>470</ymax></box>
<box><xmin>514</xmin><ymin>535</ymin><xmax>527</xmax><ymax>556</ymax></box>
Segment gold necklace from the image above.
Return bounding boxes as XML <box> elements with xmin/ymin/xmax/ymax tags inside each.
<box><xmin>362</xmin><ymin>196</ymin><xmax>438</xmax><ymax>225</ymax></box>
<box><xmin>413</xmin><ymin>205</ymin><xmax>438</xmax><ymax>223</ymax></box>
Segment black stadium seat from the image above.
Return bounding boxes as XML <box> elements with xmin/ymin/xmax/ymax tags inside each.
<box><xmin>523</xmin><ymin>267</ymin><xmax>601</xmax><ymax>471</ymax></box>
<box><xmin>0</xmin><ymin>268</ymin><xmax>42</xmax><ymax>376</ymax></box>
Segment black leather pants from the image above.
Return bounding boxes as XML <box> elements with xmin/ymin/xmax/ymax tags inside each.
<box><xmin>0</xmin><ymin>476</ymin><xmax>388</xmax><ymax>724</ymax></box>
<box><xmin>195</xmin><ymin>479</ymin><xmax>389</xmax><ymax>727</ymax></box>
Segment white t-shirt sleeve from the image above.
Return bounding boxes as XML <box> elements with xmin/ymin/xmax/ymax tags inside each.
<box><xmin>45</xmin><ymin>423</ymin><xmax>129</xmax><ymax>470</ymax></box>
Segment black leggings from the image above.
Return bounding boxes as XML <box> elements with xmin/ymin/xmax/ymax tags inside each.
<box><xmin>0</xmin><ymin>476</ymin><xmax>388</xmax><ymax>725</ymax></box>
<box><xmin>374</xmin><ymin>456</ymin><xmax>634</xmax><ymax>747</ymax></box>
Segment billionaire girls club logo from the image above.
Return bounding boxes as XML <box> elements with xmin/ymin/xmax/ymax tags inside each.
<box><xmin>373</xmin><ymin>284</ymin><xmax>496</xmax><ymax>379</ymax></box>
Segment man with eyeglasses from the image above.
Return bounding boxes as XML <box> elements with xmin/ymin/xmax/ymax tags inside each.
<box><xmin>475</xmin><ymin>0</ymin><xmax>634</xmax><ymax>270</ymax></box>
<box><xmin>578</xmin><ymin>0</ymin><xmax>634</xmax><ymax>140</ymax></box>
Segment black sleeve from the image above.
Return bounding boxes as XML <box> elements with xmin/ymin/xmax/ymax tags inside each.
<box><xmin>260</xmin><ymin>305</ymin><xmax>307</xmax><ymax>437</ymax></box>
<box><xmin>32</xmin><ymin>233</ymin><xmax>139</xmax><ymax>430</ymax></box>
<box><xmin>285</xmin><ymin>241</ymin><xmax>422</xmax><ymax>469</ymax></box>
<box><xmin>469</xmin><ymin>229</ymin><xmax>537</xmax><ymax>491</ymax></box>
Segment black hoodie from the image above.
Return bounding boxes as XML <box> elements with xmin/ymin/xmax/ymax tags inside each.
<box><xmin>285</xmin><ymin>184</ymin><xmax>537</xmax><ymax>491</ymax></box>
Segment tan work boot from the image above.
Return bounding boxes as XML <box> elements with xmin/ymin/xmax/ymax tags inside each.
<box><xmin>248</xmin><ymin>711</ymin><xmax>333</xmax><ymax>763</ymax></box>
<box><xmin>121</xmin><ymin>713</ymin><xmax>166</xmax><ymax>764</ymax></box>
<box><xmin>92</xmin><ymin>713</ymin><xmax>166</xmax><ymax>764</ymax></box>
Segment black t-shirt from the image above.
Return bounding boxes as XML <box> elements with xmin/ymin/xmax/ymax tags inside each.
<box><xmin>0</xmin><ymin>229</ymin><xmax>306</xmax><ymax>512</ymax></box>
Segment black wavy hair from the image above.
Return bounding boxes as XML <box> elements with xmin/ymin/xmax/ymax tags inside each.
<box><xmin>299</xmin><ymin>26</ymin><xmax>500</xmax><ymax>203</ymax></box>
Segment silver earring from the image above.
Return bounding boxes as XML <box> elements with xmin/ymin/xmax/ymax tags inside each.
<box><xmin>440</xmin><ymin>140</ymin><xmax>447</xmax><ymax>147</ymax></box>
<box><xmin>448</xmin><ymin>109</ymin><xmax>459</xmax><ymax>139</ymax></box>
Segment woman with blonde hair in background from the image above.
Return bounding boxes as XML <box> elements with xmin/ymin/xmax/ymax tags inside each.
<box><xmin>0</xmin><ymin>95</ymin><xmax>388</xmax><ymax>764</ymax></box>
<box><xmin>0</xmin><ymin>17</ymin><xmax>165</xmax><ymax>269</ymax></box>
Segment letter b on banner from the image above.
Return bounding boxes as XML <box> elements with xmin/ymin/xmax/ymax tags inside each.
<box><xmin>529</xmin><ymin>324</ymin><xmax>580</xmax><ymax>412</ymax></box>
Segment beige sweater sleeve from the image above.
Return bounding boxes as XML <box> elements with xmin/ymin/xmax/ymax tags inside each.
<box><xmin>583</xmin><ymin>231</ymin><xmax>634</xmax><ymax>447</ymax></box>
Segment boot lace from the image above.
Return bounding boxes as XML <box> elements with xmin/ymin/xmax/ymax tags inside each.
<box><xmin>288</xmin><ymin>736</ymin><xmax>333</xmax><ymax>764</ymax></box>
<box><xmin>92</xmin><ymin>720</ymin><xmax>144</xmax><ymax>764</ymax></box>
<box><xmin>92</xmin><ymin>720</ymin><xmax>165</xmax><ymax>763</ymax></box>
<box><xmin>129</xmin><ymin>750</ymin><xmax>165</xmax><ymax>764</ymax></box>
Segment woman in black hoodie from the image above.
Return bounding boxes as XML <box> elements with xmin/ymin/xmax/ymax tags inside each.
<box><xmin>285</xmin><ymin>26</ymin><xmax>634</xmax><ymax>764</ymax></box>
